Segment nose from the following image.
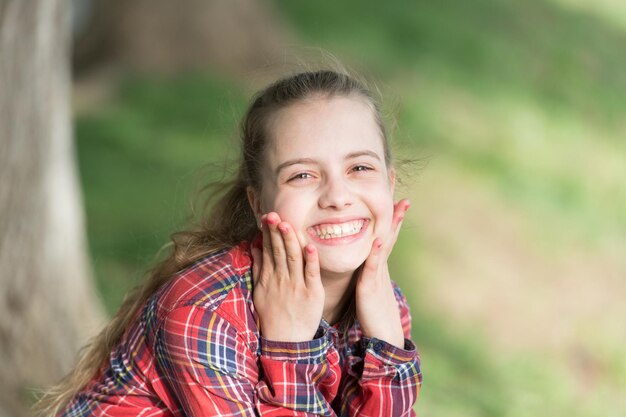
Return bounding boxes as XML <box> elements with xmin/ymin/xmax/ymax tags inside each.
<box><xmin>318</xmin><ymin>176</ymin><xmax>353</xmax><ymax>210</ymax></box>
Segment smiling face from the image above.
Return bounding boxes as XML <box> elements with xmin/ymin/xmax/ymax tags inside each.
<box><xmin>248</xmin><ymin>95</ymin><xmax>396</xmax><ymax>276</ymax></box>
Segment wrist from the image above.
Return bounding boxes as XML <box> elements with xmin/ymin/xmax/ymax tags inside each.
<box><xmin>362</xmin><ymin>323</ymin><xmax>405</xmax><ymax>349</ymax></box>
<box><xmin>260</xmin><ymin>317</ymin><xmax>321</xmax><ymax>342</ymax></box>
<box><xmin>261</xmin><ymin>328</ymin><xmax>318</xmax><ymax>343</ymax></box>
<box><xmin>365</xmin><ymin>333</ymin><xmax>405</xmax><ymax>349</ymax></box>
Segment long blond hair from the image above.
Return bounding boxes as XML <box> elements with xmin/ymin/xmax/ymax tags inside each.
<box><xmin>36</xmin><ymin>69</ymin><xmax>394</xmax><ymax>416</ymax></box>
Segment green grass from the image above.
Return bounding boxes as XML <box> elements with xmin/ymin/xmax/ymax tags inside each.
<box><xmin>275</xmin><ymin>0</ymin><xmax>626</xmax><ymax>117</ymax></box>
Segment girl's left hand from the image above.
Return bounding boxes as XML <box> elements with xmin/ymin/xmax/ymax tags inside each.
<box><xmin>355</xmin><ymin>199</ymin><xmax>410</xmax><ymax>349</ymax></box>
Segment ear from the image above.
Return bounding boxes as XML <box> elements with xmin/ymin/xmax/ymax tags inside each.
<box><xmin>246</xmin><ymin>186</ymin><xmax>262</xmax><ymax>223</ymax></box>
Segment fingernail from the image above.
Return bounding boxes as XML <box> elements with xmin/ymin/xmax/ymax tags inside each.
<box><xmin>278</xmin><ymin>223</ymin><xmax>288</xmax><ymax>233</ymax></box>
<box><xmin>305</xmin><ymin>245</ymin><xmax>315</xmax><ymax>254</ymax></box>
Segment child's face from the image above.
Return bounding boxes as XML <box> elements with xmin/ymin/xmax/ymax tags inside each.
<box><xmin>251</xmin><ymin>96</ymin><xmax>395</xmax><ymax>275</ymax></box>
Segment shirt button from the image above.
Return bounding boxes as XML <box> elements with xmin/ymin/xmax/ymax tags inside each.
<box><xmin>373</xmin><ymin>341</ymin><xmax>384</xmax><ymax>353</ymax></box>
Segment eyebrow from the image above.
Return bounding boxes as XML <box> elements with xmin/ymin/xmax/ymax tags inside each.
<box><xmin>275</xmin><ymin>150</ymin><xmax>382</xmax><ymax>175</ymax></box>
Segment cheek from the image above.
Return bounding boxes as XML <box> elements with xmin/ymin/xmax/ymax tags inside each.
<box><xmin>274</xmin><ymin>206</ymin><xmax>310</xmax><ymax>249</ymax></box>
<box><xmin>269</xmin><ymin>194</ymin><xmax>308</xmax><ymax>229</ymax></box>
<box><xmin>378</xmin><ymin>208</ymin><xmax>394</xmax><ymax>233</ymax></box>
<box><xmin>371</xmin><ymin>194</ymin><xmax>395</xmax><ymax>233</ymax></box>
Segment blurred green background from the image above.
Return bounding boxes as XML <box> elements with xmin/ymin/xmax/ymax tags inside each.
<box><xmin>73</xmin><ymin>0</ymin><xmax>626</xmax><ymax>415</ymax></box>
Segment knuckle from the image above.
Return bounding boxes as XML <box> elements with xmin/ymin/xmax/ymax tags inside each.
<box><xmin>272</xmin><ymin>247</ymin><xmax>282</xmax><ymax>257</ymax></box>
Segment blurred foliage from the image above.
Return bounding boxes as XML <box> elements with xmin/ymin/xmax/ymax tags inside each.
<box><xmin>77</xmin><ymin>74</ymin><xmax>246</xmax><ymax>311</ymax></box>
<box><xmin>274</xmin><ymin>0</ymin><xmax>626</xmax><ymax>244</ymax></box>
<box><xmin>75</xmin><ymin>0</ymin><xmax>626</xmax><ymax>415</ymax></box>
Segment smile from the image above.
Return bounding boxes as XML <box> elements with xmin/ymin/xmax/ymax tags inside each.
<box><xmin>307</xmin><ymin>218</ymin><xmax>370</xmax><ymax>244</ymax></box>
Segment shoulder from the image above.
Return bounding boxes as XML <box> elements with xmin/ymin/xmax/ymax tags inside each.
<box><xmin>153</xmin><ymin>243</ymin><xmax>258</xmax><ymax>376</ymax></box>
<box><xmin>154</xmin><ymin>241</ymin><xmax>254</xmax><ymax>319</ymax></box>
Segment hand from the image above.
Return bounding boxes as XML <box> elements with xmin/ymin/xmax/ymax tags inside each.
<box><xmin>355</xmin><ymin>199</ymin><xmax>410</xmax><ymax>348</ymax></box>
<box><xmin>250</xmin><ymin>212</ymin><xmax>325</xmax><ymax>342</ymax></box>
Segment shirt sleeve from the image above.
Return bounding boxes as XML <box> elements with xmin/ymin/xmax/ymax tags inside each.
<box><xmin>337</xmin><ymin>283</ymin><xmax>422</xmax><ymax>417</ymax></box>
<box><xmin>257</xmin><ymin>326</ymin><xmax>341</xmax><ymax>415</ymax></box>
<box><xmin>156</xmin><ymin>304</ymin><xmax>341</xmax><ymax>416</ymax></box>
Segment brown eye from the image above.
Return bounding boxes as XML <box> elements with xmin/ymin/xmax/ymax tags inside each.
<box><xmin>352</xmin><ymin>165</ymin><xmax>373</xmax><ymax>172</ymax></box>
<box><xmin>289</xmin><ymin>172</ymin><xmax>313</xmax><ymax>181</ymax></box>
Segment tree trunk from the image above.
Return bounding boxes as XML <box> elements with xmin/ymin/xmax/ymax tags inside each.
<box><xmin>0</xmin><ymin>1</ymin><xmax>104</xmax><ymax>416</ymax></box>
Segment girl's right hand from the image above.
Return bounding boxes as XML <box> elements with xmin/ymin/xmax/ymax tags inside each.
<box><xmin>250</xmin><ymin>212</ymin><xmax>325</xmax><ymax>342</ymax></box>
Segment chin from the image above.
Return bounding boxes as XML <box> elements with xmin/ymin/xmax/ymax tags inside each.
<box><xmin>302</xmin><ymin>234</ymin><xmax>373</xmax><ymax>276</ymax></box>
<box><xmin>320</xmin><ymin>264</ymin><xmax>359</xmax><ymax>276</ymax></box>
<box><xmin>318</xmin><ymin>253</ymin><xmax>367</xmax><ymax>276</ymax></box>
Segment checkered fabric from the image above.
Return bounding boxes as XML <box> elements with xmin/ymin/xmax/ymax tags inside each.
<box><xmin>61</xmin><ymin>240</ymin><xmax>422</xmax><ymax>416</ymax></box>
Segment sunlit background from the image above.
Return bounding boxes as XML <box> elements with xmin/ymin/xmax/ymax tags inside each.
<box><xmin>71</xmin><ymin>0</ymin><xmax>626</xmax><ymax>415</ymax></box>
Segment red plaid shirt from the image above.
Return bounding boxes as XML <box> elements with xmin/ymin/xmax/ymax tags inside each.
<box><xmin>62</xmin><ymin>240</ymin><xmax>422</xmax><ymax>416</ymax></box>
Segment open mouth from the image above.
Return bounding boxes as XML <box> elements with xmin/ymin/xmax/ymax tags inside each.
<box><xmin>307</xmin><ymin>219</ymin><xmax>369</xmax><ymax>241</ymax></box>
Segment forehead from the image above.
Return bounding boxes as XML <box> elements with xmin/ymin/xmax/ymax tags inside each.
<box><xmin>265</xmin><ymin>96</ymin><xmax>385</xmax><ymax>166</ymax></box>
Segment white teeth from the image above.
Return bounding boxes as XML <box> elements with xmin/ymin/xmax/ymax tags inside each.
<box><xmin>313</xmin><ymin>220</ymin><xmax>365</xmax><ymax>239</ymax></box>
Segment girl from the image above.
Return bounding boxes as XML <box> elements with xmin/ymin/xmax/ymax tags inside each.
<box><xmin>40</xmin><ymin>70</ymin><xmax>422</xmax><ymax>416</ymax></box>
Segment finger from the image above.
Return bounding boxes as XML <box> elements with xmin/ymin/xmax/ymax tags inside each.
<box><xmin>392</xmin><ymin>199</ymin><xmax>410</xmax><ymax>231</ymax></box>
<box><xmin>277</xmin><ymin>221</ymin><xmax>304</xmax><ymax>280</ymax></box>
<box><xmin>386</xmin><ymin>199</ymin><xmax>410</xmax><ymax>254</ymax></box>
<box><xmin>361</xmin><ymin>237</ymin><xmax>384</xmax><ymax>281</ymax></box>
<box><xmin>261</xmin><ymin>214</ymin><xmax>275</xmax><ymax>270</ymax></box>
<box><xmin>303</xmin><ymin>244</ymin><xmax>322</xmax><ymax>289</ymax></box>
<box><xmin>267</xmin><ymin>212</ymin><xmax>289</xmax><ymax>279</ymax></box>
<box><xmin>251</xmin><ymin>247</ymin><xmax>262</xmax><ymax>287</ymax></box>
